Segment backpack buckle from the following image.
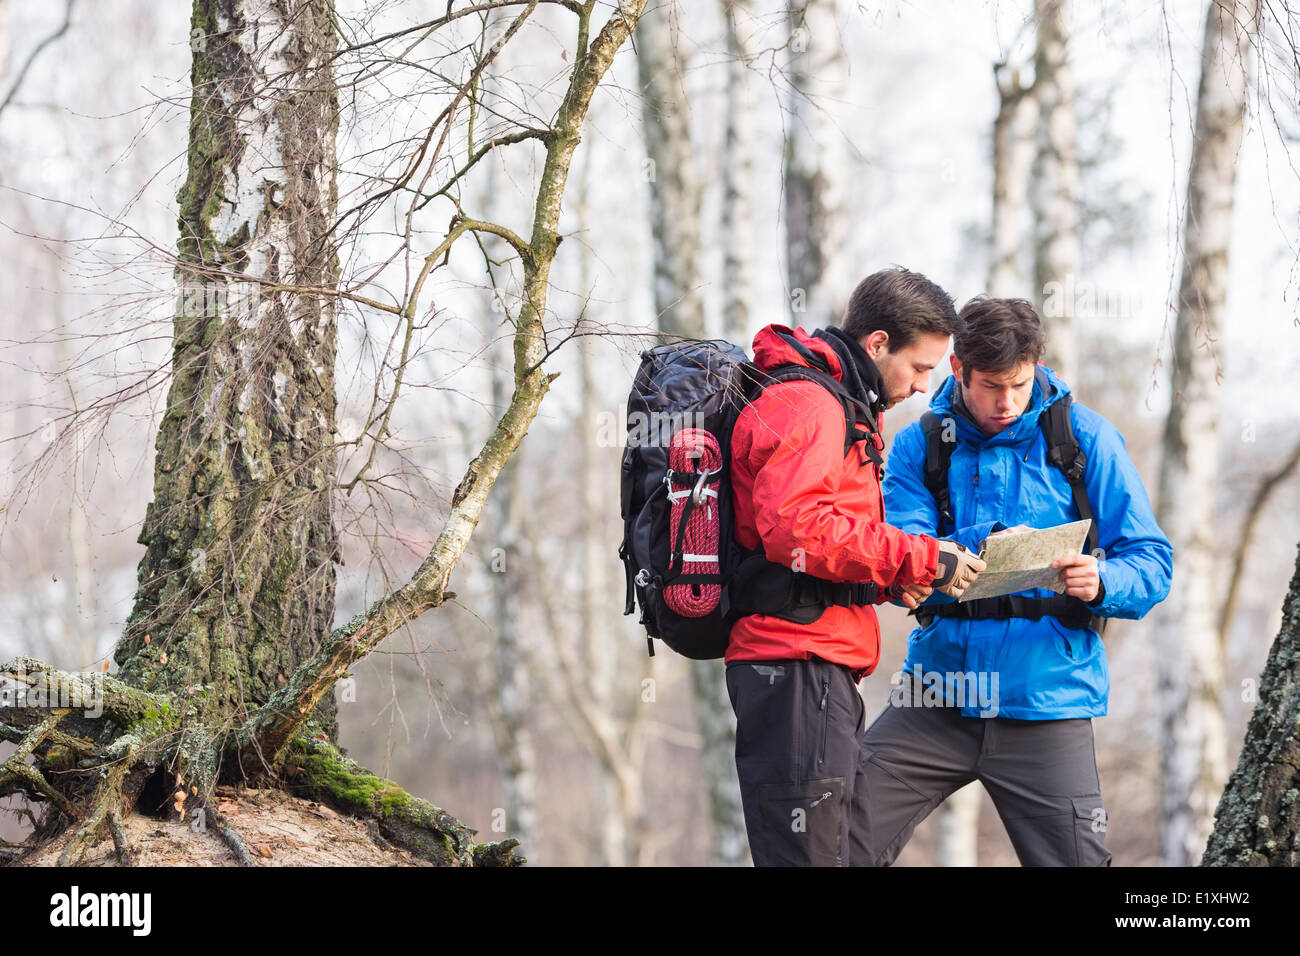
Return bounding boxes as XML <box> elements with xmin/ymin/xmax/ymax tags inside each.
<box><xmin>1067</xmin><ymin>451</ymin><xmax>1087</xmax><ymax>483</ymax></box>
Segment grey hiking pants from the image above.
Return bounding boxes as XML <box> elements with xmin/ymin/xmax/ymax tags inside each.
<box><xmin>858</xmin><ymin>677</ymin><xmax>1112</xmax><ymax>867</ymax></box>
<box><xmin>726</xmin><ymin>657</ymin><xmax>869</xmax><ymax>866</ymax></box>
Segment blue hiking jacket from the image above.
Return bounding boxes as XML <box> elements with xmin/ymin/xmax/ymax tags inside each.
<box><xmin>882</xmin><ymin>365</ymin><xmax>1173</xmax><ymax>719</ymax></box>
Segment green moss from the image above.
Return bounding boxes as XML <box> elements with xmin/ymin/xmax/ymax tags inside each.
<box><xmin>293</xmin><ymin>739</ymin><xmax>393</xmax><ymax>812</ymax></box>
<box><xmin>377</xmin><ymin>786</ymin><xmax>411</xmax><ymax>816</ymax></box>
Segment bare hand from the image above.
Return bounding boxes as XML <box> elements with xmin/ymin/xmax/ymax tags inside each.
<box><xmin>1052</xmin><ymin>552</ymin><xmax>1101</xmax><ymax>602</ymax></box>
<box><xmin>896</xmin><ymin>582</ymin><xmax>934</xmax><ymax>610</ymax></box>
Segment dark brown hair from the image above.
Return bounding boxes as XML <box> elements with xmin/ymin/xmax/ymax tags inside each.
<box><xmin>953</xmin><ymin>296</ymin><xmax>1046</xmax><ymax>384</ymax></box>
<box><xmin>841</xmin><ymin>267</ymin><xmax>958</xmax><ymax>350</ymax></box>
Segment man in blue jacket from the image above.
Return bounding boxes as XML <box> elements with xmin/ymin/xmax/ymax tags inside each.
<box><xmin>860</xmin><ymin>296</ymin><xmax>1172</xmax><ymax>866</ymax></box>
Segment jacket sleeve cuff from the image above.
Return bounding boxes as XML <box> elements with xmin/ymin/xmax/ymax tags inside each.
<box><xmin>949</xmin><ymin>521</ymin><xmax>1004</xmax><ymax>555</ymax></box>
<box><xmin>1087</xmin><ymin>561</ymin><xmax>1111</xmax><ymax>611</ymax></box>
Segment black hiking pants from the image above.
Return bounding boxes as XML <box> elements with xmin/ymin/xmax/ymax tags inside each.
<box><xmin>725</xmin><ymin>657</ymin><xmax>869</xmax><ymax>866</ymax></box>
<box><xmin>858</xmin><ymin>673</ymin><xmax>1112</xmax><ymax>866</ymax></box>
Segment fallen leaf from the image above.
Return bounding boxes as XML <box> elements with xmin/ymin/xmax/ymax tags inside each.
<box><xmin>159</xmin><ymin>651</ymin><xmax>168</xmax><ymax>664</ymax></box>
<box><xmin>144</xmin><ymin>633</ymin><xmax>150</xmax><ymax>645</ymax></box>
<box><xmin>254</xmin><ymin>844</ymin><xmax>273</xmax><ymax>859</ymax></box>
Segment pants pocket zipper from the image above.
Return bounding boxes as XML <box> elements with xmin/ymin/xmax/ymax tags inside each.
<box><xmin>818</xmin><ymin>679</ymin><xmax>830</xmax><ymax>767</ymax></box>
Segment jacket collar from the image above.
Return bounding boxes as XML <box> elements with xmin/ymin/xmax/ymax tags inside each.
<box><xmin>748</xmin><ymin>323</ymin><xmax>888</xmax><ymax>418</ymax></box>
<box><xmin>931</xmin><ymin>364</ymin><xmax>1070</xmax><ymax>446</ymax></box>
<box><xmin>811</xmin><ymin>325</ymin><xmax>888</xmax><ymax>418</ymax></box>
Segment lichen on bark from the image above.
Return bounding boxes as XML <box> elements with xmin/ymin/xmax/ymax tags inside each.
<box><xmin>1203</xmin><ymin>541</ymin><xmax>1300</xmax><ymax>866</ymax></box>
<box><xmin>117</xmin><ymin>0</ymin><xmax>342</xmax><ymax>740</ymax></box>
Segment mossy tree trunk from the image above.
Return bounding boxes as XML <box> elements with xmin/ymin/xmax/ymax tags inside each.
<box><xmin>117</xmin><ymin>0</ymin><xmax>342</xmax><ymax>741</ymax></box>
<box><xmin>1203</xmin><ymin>541</ymin><xmax>1300</xmax><ymax>865</ymax></box>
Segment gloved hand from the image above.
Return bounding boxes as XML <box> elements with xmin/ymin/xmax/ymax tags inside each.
<box><xmin>932</xmin><ymin>540</ymin><xmax>987</xmax><ymax>599</ymax></box>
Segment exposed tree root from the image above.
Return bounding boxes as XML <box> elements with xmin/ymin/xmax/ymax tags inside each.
<box><xmin>283</xmin><ymin>737</ymin><xmax>524</xmax><ymax>866</ymax></box>
<box><xmin>210</xmin><ymin>808</ymin><xmax>256</xmax><ymax>866</ymax></box>
<box><xmin>106</xmin><ymin>809</ymin><xmax>132</xmax><ymax>865</ymax></box>
<box><xmin>3</xmin><ymin>658</ymin><xmax>528</xmax><ymax>867</ymax></box>
<box><xmin>57</xmin><ymin>753</ymin><xmax>132</xmax><ymax>867</ymax></box>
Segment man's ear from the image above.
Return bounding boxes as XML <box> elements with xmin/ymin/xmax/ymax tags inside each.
<box><xmin>950</xmin><ymin>354</ymin><xmax>963</xmax><ymax>378</ymax></box>
<box><xmin>861</xmin><ymin>330</ymin><xmax>890</xmax><ymax>357</ymax></box>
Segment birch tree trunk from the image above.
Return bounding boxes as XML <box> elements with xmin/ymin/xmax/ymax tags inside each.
<box><xmin>116</xmin><ymin>0</ymin><xmax>342</xmax><ymax>740</ymax></box>
<box><xmin>721</xmin><ymin>0</ymin><xmax>756</xmax><ymax>343</ymax></box>
<box><xmin>0</xmin><ymin>0</ymin><xmax>9</xmax><ymax>83</ymax></box>
<box><xmin>785</xmin><ymin>0</ymin><xmax>848</xmax><ymax>326</ymax></box>
<box><xmin>636</xmin><ymin>0</ymin><xmax>702</xmax><ymax>339</ymax></box>
<box><xmin>637</xmin><ymin>0</ymin><xmax>749</xmax><ymax>866</ymax></box>
<box><xmin>579</xmin><ymin>311</ymin><xmax>626</xmax><ymax>866</ymax></box>
<box><xmin>990</xmin><ymin>62</ymin><xmax>1038</xmax><ymax>298</ymax></box>
<box><xmin>1031</xmin><ymin>0</ymin><xmax>1080</xmax><ymax>383</ymax></box>
<box><xmin>473</xmin><ymin>16</ymin><xmax>539</xmax><ymax>863</ymax></box>
<box><xmin>485</xmin><ymin>410</ymin><xmax>538</xmax><ymax>857</ymax></box>
<box><xmin>570</xmin><ymin>153</ymin><xmax>628</xmax><ymax>866</ymax></box>
<box><xmin>931</xmin><ymin>52</ymin><xmax>1042</xmax><ymax>868</ymax></box>
<box><xmin>1155</xmin><ymin>0</ymin><xmax>1258</xmax><ymax>868</ymax></box>
<box><xmin>1203</xmin><ymin>541</ymin><xmax>1300</xmax><ymax>865</ymax></box>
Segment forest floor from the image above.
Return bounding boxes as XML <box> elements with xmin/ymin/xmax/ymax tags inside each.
<box><xmin>18</xmin><ymin>784</ymin><xmax>429</xmax><ymax>866</ymax></box>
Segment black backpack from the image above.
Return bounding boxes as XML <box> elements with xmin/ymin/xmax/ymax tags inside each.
<box><xmin>619</xmin><ymin>334</ymin><xmax>887</xmax><ymax>660</ymax></box>
<box><xmin>915</xmin><ymin>369</ymin><xmax>1106</xmax><ymax>633</ymax></box>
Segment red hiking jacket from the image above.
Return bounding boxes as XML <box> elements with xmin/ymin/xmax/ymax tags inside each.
<box><xmin>727</xmin><ymin>325</ymin><xmax>940</xmax><ymax>676</ymax></box>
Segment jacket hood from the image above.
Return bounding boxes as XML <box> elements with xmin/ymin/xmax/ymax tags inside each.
<box><xmin>929</xmin><ymin>363</ymin><xmax>1072</xmax><ymax>447</ymax></box>
<box><xmin>751</xmin><ymin>324</ymin><xmax>844</xmax><ymax>380</ymax></box>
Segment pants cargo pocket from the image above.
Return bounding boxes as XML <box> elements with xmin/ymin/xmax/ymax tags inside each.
<box><xmin>755</xmin><ymin>776</ymin><xmax>846</xmax><ymax>866</ymax></box>
<box><xmin>1001</xmin><ymin>794</ymin><xmax>1110</xmax><ymax>866</ymax></box>
<box><xmin>1072</xmin><ymin>794</ymin><xmax>1111</xmax><ymax>867</ymax></box>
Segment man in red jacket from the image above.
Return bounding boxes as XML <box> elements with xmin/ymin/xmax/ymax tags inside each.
<box><xmin>725</xmin><ymin>267</ymin><xmax>985</xmax><ymax>866</ymax></box>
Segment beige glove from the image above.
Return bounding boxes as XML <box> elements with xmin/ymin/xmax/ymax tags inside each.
<box><xmin>932</xmin><ymin>540</ymin><xmax>987</xmax><ymax>599</ymax></box>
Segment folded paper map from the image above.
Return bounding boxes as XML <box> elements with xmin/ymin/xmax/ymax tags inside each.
<box><xmin>957</xmin><ymin>519</ymin><xmax>1093</xmax><ymax>603</ymax></box>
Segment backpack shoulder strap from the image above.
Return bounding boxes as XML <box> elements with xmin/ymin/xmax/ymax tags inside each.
<box><xmin>750</xmin><ymin>363</ymin><xmax>876</xmax><ymax>462</ymax></box>
<box><xmin>919</xmin><ymin>411</ymin><xmax>956</xmax><ymax>532</ymax></box>
<box><xmin>1039</xmin><ymin>392</ymin><xmax>1099</xmax><ymax>556</ymax></box>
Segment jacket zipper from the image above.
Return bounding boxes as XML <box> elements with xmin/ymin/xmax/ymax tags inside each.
<box><xmin>818</xmin><ymin>679</ymin><xmax>830</xmax><ymax>766</ymax></box>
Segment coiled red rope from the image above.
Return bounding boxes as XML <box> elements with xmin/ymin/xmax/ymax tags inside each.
<box><xmin>665</xmin><ymin>428</ymin><xmax>722</xmax><ymax>617</ymax></box>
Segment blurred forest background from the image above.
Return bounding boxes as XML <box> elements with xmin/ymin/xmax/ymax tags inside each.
<box><xmin>0</xmin><ymin>0</ymin><xmax>1297</xmax><ymax>865</ymax></box>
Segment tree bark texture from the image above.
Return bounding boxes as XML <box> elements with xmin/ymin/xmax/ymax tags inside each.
<box><xmin>117</xmin><ymin>0</ymin><xmax>342</xmax><ymax>739</ymax></box>
<box><xmin>1156</xmin><ymin>0</ymin><xmax>1258</xmax><ymax>868</ymax></box>
<box><xmin>1031</xmin><ymin>0</ymin><xmax>1080</xmax><ymax>383</ymax></box>
<box><xmin>1203</xmin><ymin>541</ymin><xmax>1300</xmax><ymax>865</ymax></box>
<box><xmin>785</xmin><ymin>0</ymin><xmax>848</xmax><ymax>326</ymax></box>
